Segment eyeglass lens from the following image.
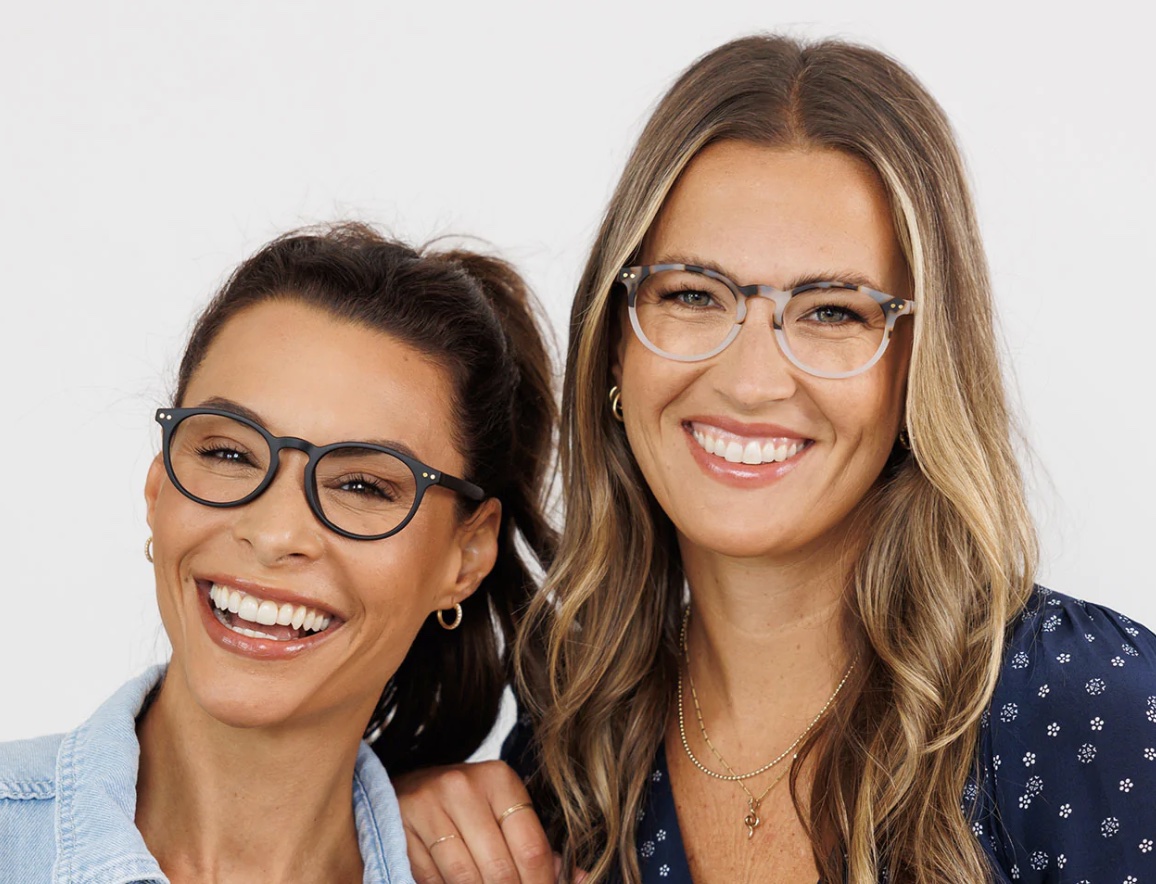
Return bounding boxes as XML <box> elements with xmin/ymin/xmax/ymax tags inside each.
<box><xmin>633</xmin><ymin>268</ymin><xmax>890</xmax><ymax>374</ymax></box>
<box><xmin>168</xmin><ymin>412</ymin><xmax>419</xmax><ymax>537</ymax></box>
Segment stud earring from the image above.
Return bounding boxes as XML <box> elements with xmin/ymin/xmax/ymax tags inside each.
<box><xmin>144</xmin><ymin>536</ymin><xmax>154</xmax><ymax>563</ymax></box>
<box><xmin>438</xmin><ymin>603</ymin><xmax>463</xmax><ymax>631</ymax></box>
<box><xmin>608</xmin><ymin>385</ymin><xmax>624</xmax><ymax>422</ymax></box>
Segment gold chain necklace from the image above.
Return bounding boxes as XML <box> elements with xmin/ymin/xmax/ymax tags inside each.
<box><xmin>677</xmin><ymin>606</ymin><xmax>857</xmax><ymax>839</ymax></box>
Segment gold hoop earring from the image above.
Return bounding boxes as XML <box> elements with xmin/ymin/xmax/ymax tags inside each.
<box><xmin>437</xmin><ymin>603</ymin><xmax>463</xmax><ymax>631</ymax></box>
<box><xmin>144</xmin><ymin>536</ymin><xmax>154</xmax><ymax>563</ymax></box>
<box><xmin>608</xmin><ymin>385</ymin><xmax>624</xmax><ymax>422</ymax></box>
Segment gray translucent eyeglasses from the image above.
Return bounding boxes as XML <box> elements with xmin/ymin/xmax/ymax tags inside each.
<box><xmin>619</xmin><ymin>264</ymin><xmax>916</xmax><ymax>379</ymax></box>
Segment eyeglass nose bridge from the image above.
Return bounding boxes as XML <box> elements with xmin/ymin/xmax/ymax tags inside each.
<box><xmin>239</xmin><ymin>433</ymin><xmax>321</xmax><ymax>512</ymax></box>
<box><xmin>731</xmin><ymin>284</ymin><xmax>793</xmax><ymax>330</ymax></box>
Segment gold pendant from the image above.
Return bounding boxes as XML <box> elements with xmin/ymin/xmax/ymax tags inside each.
<box><xmin>743</xmin><ymin>797</ymin><xmax>761</xmax><ymax>839</ymax></box>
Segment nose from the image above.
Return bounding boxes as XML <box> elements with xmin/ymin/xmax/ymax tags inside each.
<box><xmin>231</xmin><ymin>452</ymin><xmax>325</xmax><ymax>565</ymax></box>
<box><xmin>710</xmin><ymin>296</ymin><xmax>799</xmax><ymax>407</ymax></box>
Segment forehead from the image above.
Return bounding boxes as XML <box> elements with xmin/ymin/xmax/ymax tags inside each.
<box><xmin>644</xmin><ymin>141</ymin><xmax>907</xmax><ymax>293</ymax></box>
<box><xmin>182</xmin><ymin>299</ymin><xmax>459</xmax><ymax>466</ymax></box>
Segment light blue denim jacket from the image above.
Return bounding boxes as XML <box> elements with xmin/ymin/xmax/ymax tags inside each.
<box><xmin>0</xmin><ymin>666</ymin><xmax>415</xmax><ymax>883</ymax></box>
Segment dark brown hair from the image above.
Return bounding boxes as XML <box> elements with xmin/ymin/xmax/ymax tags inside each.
<box><xmin>175</xmin><ymin>222</ymin><xmax>557</xmax><ymax>773</ymax></box>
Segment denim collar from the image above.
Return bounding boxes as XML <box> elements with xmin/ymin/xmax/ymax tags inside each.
<box><xmin>52</xmin><ymin>665</ymin><xmax>412</xmax><ymax>883</ymax></box>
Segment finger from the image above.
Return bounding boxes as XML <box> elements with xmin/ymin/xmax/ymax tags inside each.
<box><xmin>497</xmin><ymin>806</ymin><xmax>555</xmax><ymax>884</ymax></box>
<box><xmin>425</xmin><ymin>828</ymin><xmax>492</xmax><ymax>884</ymax></box>
<box><xmin>405</xmin><ymin>825</ymin><xmax>444</xmax><ymax>884</ymax></box>
<box><xmin>400</xmin><ymin>771</ymin><xmax>493</xmax><ymax>882</ymax></box>
<box><xmin>434</xmin><ymin>783</ymin><xmax>528</xmax><ymax>883</ymax></box>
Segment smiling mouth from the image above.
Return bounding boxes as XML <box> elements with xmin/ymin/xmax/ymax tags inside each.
<box><xmin>206</xmin><ymin>583</ymin><xmax>337</xmax><ymax>642</ymax></box>
<box><xmin>688</xmin><ymin>422</ymin><xmax>811</xmax><ymax>466</ymax></box>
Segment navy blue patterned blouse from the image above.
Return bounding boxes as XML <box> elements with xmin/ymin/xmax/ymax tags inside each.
<box><xmin>506</xmin><ymin>588</ymin><xmax>1156</xmax><ymax>881</ymax></box>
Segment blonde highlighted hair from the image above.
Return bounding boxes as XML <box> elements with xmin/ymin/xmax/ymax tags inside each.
<box><xmin>515</xmin><ymin>35</ymin><xmax>1037</xmax><ymax>883</ymax></box>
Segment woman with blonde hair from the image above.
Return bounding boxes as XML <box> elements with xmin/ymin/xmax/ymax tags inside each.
<box><xmin>398</xmin><ymin>35</ymin><xmax>1156</xmax><ymax>883</ymax></box>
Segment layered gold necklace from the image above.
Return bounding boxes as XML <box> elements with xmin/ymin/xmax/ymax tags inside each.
<box><xmin>677</xmin><ymin>606</ymin><xmax>857</xmax><ymax>839</ymax></box>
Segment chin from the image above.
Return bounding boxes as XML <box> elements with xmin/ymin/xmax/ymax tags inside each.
<box><xmin>192</xmin><ymin>678</ymin><xmax>313</xmax><ymax>730</ymax></box>
<box><xmin>676</xmin><ymin>522</ymin><xmax>801</xmax><ymax>560</ymax></box>
<box><xmin>172</xmin><ymin>650</ymin><xmax>316</xmax><ymax>730</ymax></box>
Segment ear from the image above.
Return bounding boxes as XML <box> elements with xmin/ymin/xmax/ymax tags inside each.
<box><xmin>144</xmin><ymin>454</ymin><xmax>165</xmax><ymax>530</ymax></box>
<box><xmin>436</xmin><ymin>498</ymin><xmax>502</xmax><ymax>610</ymax></box>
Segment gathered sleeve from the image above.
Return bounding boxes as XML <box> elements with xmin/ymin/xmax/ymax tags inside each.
<box><xmin>971</xmin><ymin>589</ymin><xmax>1156</xmax><ymax>881</ymax></box>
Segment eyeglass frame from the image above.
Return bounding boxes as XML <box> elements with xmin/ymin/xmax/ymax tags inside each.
<box><xmin>155</xmin><ymin>406</ymin><xmax>486</xmax><ymax>541</ymax></box>
<box><xmin>618</xmin><ymin>263</ymin><xmax>917</xmax><ymax>380</ymax></box>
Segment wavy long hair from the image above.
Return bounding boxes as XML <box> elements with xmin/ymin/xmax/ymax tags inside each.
<box><xmin>515</xmin><ymin>35</ymin><xmax>1037</xmax><ymax>883</ymax></box>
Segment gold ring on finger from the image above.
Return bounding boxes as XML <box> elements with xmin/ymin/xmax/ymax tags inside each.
<box><xmin>497</xmin><ymin>802</ymin><xmax>533</xmax><ymax>825</ymax></box>
<box><xmin>427</xmin><ymin>833</ymin><xmax>458</xmax><ymax>850</ymax></box>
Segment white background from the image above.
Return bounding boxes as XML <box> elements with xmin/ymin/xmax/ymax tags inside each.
<box><xmin>2</xmin><ymin>0</ymin><xmax>1153</xmax><ymax>746</ymax></box>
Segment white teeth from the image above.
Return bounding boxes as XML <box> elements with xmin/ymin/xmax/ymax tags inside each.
<box><xmin>208</xmin><ymin>584</ymin><xmax>334</xmax><ymax>638</ymax></box>
<box><xmin>255</xmin><ymin>600</ymin><xmax>279</xmax><ymax>626</ymax></box>
<box><xmin>690</xmin><ymin>424</ymin><xmax>807</xmax><ymax>466</ymax></box>
<box><xmin>238</xmin><ymin>595</ymin><xmax>260</xmax><ymax>624</ymax></box>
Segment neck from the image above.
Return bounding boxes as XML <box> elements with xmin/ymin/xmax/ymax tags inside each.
<box><xmin>677</xmin><ymin>536</ymin><xmax>859</xmax><ymax>769</ymax></box>
<box><xmin>135</xmin><ymin>662</ymin><xmax>365</xmax><ymax>883</ymax></box>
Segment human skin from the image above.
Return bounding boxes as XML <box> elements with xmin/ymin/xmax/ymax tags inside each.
<box><xmin>138</xmin><ymin>299</ymin><xmax>500</xmax><ymax>883</ymax></box>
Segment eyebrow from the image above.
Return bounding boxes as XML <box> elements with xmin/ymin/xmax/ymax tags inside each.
<box><xmin>654</xmin><ymin>252</ymin><xmax>889</xmax><ymax>293</ymax></box>
<box><xmin>193</xmin><ymin>396</ymin><xmax>424</xmax><ymax>460</ymax></box>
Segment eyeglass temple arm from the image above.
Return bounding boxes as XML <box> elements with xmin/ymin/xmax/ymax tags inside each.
<box><xmin>434</xmin><ymin>472</ymin><xmax>486</xmax><ymax>502</ymax></box>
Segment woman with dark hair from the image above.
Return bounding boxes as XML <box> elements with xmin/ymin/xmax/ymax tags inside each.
<box><xmin>397</xmin><ymin>35</ymin><xmax>1156</xmax><ymax>884</ymax></box>
<box><xmin>0</xmin><ymin>222</ymin><xmax>556</xmax><ymax>882</ymax></box>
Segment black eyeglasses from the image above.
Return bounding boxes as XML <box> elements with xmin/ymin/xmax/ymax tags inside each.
<box><xmin>156</xmin><ymin>407</ymin><xmax>485</xmax><ymax>541</ymax></box>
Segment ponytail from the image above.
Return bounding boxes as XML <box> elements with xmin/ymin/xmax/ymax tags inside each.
<box><xmin>363</xmin><ymin>247</ymin><xmax>558</xmax><ymax>773</ymax></box>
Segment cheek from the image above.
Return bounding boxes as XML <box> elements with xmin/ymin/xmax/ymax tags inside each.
<box><xmin>619</xmin><ymin>357</ymin><xmax>692</xmax><ymax>473</ymax></box>
<box><xmin>620</xmin><ymin>342</ymin><xmax>698</xmax><ymax>426</ymax></box>
<box><xmin>351</xmin><ymin>510</ymin><xmax>460</xmax><ymax>618</ymax></box>
<box><xmin>149</xmin><ymin>482</ymin><xmax>221</xmax><ymax>567</ymax></box>
<box><xmin>822</xmin><ymin>371</ymin><xmax>907</xmax><ymax>471</ymax></box>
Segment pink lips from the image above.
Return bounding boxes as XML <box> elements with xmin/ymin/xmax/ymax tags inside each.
<box><xmin>682</xmin><ymin>417</ymin><xmax>812</xmax><ymax>489</ymax></box>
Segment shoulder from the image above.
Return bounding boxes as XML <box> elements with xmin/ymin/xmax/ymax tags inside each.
<box><xmin>976</xmin><ymin>587</ymin><xmax>1156</xmax><ymax>879</ymax></box>
<box><xmin>352</xmin><ymin>742</ymin><xmax>413</xmax><ymax>883</ymax></box>
<box><xmin>0</xmin><ymin>732</ymin><xmax>62</xmax><ymax>878</ymax></box>
<box><xmin>990</xmin><ymin>587</ymin><xmax>1156</xmax><ymax>729</ymax></box>
<box><xmin>0</xmin><ymin>731</ymin><xmax>62</xmax><ymax>800</ymax></box>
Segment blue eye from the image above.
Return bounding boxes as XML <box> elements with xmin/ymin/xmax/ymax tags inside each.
<box><xmin>809</xmin><ymin>305</ymin><xmax>865</xmax><ymax>324</ymax></box>
<box><xmin>667</xmin><ymin>289</ymin><xmax>717</xmax><ymax>308</ymax></box>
